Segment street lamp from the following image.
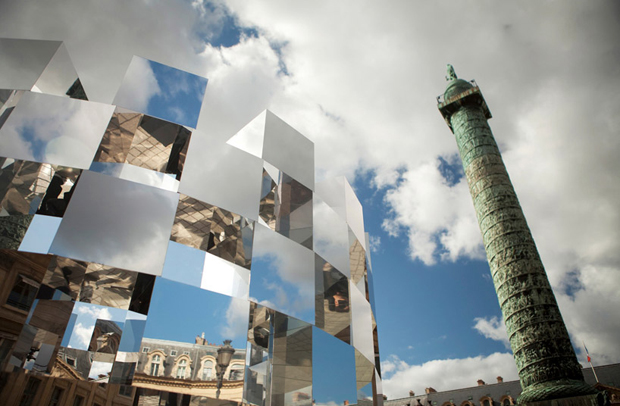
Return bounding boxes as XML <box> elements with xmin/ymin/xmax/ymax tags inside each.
<box><xmin>215</xmin><ymin>339</ymin><xmax>235</xmax><ymax>399</ymax></box>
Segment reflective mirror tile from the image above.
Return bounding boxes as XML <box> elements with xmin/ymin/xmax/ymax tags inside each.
<box><xmin>109</xmin><ymin>360</ymin><xmax>136</xmax><ymax>385</ymax></box>
<box><xmin>92</xmin><ymin>108</ymin><xmax>141</xmax><ymax>164</ymax></box>
<box><xmin>170</xmin><ymin>194</ymin><xmax>254</xmax><ymax>270</ymax></box>
<box><xmin>50</xmin><ymin>171</ymin><xmax>178</xmax><ymax>275</ymax></box>
<box><xmin>128</xmin><ymin>273</ymin><xmax>156</xmax><ymax>315</ymax></box>
<box><xmin>0</xmin><ymin>90</ymin><xmax>25</xmax><ymax>129</ymax></box>
<box><xmin>161</xmin><ymin>240</ymin><xmax>206</xmax><ymax>288</ymax></box>
<box><xmin>118</xmin><ymin>314</ymin><xmax>147</xmax><ymax>354</ymax></box>
<box><xmin>138</xmin><ymin>279</ymin><xmax>247</xmax><ymax>401</ymax></box>
<box><xmin>0</xmin><ymin>159</ymin><xmax>81</xmax><ymax>217</ymax></box>
<box><xmin>89</xmin><ymin>360</ymin><xmax>114</xmax><ymax>380</ymax></box>
<box><xmin>247</xmin><ymin>302</ymin><xmax>274</xmax><ymax>351</ymax></box>
<box><xmin>124</xmin><ymin>115</ymin><xmax>191</xmax><ymax>178</ymax></box>
<box><xmin>271</xmin><ymin>313</ymin><xmax>312</xmax><ymax>406</ymax></box>
<box><xmin>119</xmin><ymin>163</ymin><xmax>180</xmax><ymax>192</ymax></box>
<box><xmin>355</xmin><ymin>350</ymin><xmax>378</xmax><ymax>406</ymax></box>
<box><xmin>250</xmin><ymin>225</ymin><xmax>314</xmax><ymax>324</ymax></box>
<box><xmin>315</xmin><ymin>255</ymin><xmax>351</xmax><ymax>344</ymax></box>
<box><xmin>226</xmin><ymin>110</ymin><xmax>266</xmax><ymax>159</ymax></box>
<box><xmin>0</xmin><ymin>39</ymin><xmax>61</xmax><ymax>90</ymax></box>
<box><xmin>349</xmin><ymin>233</ymin><xmax>367</xmax><ymax>285</ymax></box>
<box><xmin>32</xmin><ymin>43</ymin><xmax>83</xmax><ymax>99</ymax></box>
<box><xmin>259</xmin><ymin>169</ymin><xmax>313</xmax><ymax>249</ymax></box>
<box><xmin>79</xmin><ymin>263</ymin><xmax>138</xmax><ymax>309</ymax></box>
<box><xmin>18</xmin><ymin>215</ymin><xmax>62</xmax><ymax>254</ymax></box>
<box><xmin>63</xmin><ymin>302</ymin><xmax>128</xmax><ymax>352</ymax></box>
<box><xmin>313</xmin><ymin>195</ymin><xmax>350</xmax><ymax>277</ymax></box>
<box><xmin>42</xmin><ymin>256</ymin><xmax>88</xmax><ymax>301</ymax></box>
<box><xmin>93</xmin><ymin>108</ymin><xmax>192</xmax><ymax>184</ymax></box>
<box><xmin>113</xmin><ymin>56</ymin><xmax>207</xmax><ymax>128</ymax></box>
<box><xmin>202</xmin><ymin>252</ymin><xmax>250</xmax><ymax>300</ymax></box>
<box><xmin>180</xmin><ymin>136</ymin><xmax>263</xmax><ymax>221</ymax></box>
<box><xmin>312</xmin><ymin>326</ymin><xmax>357</xmax><ymax>406</ymax></box>
<box><xmin>0</xmin><ymin>92</ymin><xmax>115</xmax><ymax>168</ymax></box>
<box><xmin>344</xmin><ymin>179</ymin><xmax>366</xmax><ymax>250</ymax></box>
<box><xmin>262</xmin><ymin>111</ymin><xmax>314</xmax><ymax>191</ymax></box>
<box><xmin>244</xmin><ymin>339</ymin><xmax>270</xmax><ymax>406</ymax></box>
<box><xmin>143</xmin><ymin>277</ymin><xmax>249</xmax><ymax>348</ymax></box>
<box><xmin>350</xmin><ymin>282</ymin><xmax>375</xmax><ymax>364</ymax></box>
<box><xmin>29</xmin><ymin>299</ymin><xmax>74</xmax><ymax>337</ymax></box>
<box><xmin>315</xmin><ymin>177</ymin><xmax>346</xmax><ymax>220</ymax></box>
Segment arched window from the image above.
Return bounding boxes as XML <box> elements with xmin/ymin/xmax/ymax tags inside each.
<box><xmin>176</xmin><ymin>359</ymin><xmax>187</xmax><ymax>379</ymax></box>
<box><xmin>228</xmin><ymin>363</ymin><xmax>244</xmax><ymax>381</ymax></box>
<box><xmin>202</xmin><ymin>360</ymin><xmax>214</xmax><ymax>380</ymax></box>
<box><xmin>150</xmin><ymin>355</ymin><xmax>161</xmax><ymax>376</ymax></box>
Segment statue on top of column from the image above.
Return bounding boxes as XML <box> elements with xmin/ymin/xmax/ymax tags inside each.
<box><xmin>446</xmin><ymin>64</ymin><xmax>457</xmax><ymax>81</ymax></box>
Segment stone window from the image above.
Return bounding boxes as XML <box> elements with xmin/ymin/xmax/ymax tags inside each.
<box><xmin>176</xmin><ymin>359</ymin><xmax>187</xmax><ymax>379</ymax></box>
<box><xmin>7</xmin><ymin>275</ymin><xmax>39</xmax><ymax>311</ymax></box>
<box><xmin>202</xmin><ymin>360</ymin><xmax>214</xmax><ymax>380</ymax></box>
<box><xmin>150</xmin><ymin>354</ymin><xmax>161</xmax><ymax>376</ymax></box>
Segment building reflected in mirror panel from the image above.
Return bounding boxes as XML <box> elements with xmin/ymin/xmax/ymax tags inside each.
<box><xmin>93</xmin><ymin>108</ymin><xmax>192</xmax><ymax>183</ymax></box>
<box><xmin>0</xmin><ymin>42</ymin><xmax>382</xmax><ymax>406</ymax></box>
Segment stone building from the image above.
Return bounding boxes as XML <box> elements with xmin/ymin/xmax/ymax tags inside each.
<box><xmin>385</xmin><ymin>364</ymin><xmax>620</xmax><ymax>406</ymax></box>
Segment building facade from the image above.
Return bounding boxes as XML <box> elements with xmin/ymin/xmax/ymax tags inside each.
<box><xmin>384</xmin><ymin>364</ymin><xmax>620</xmax><ymax>406</ymax></box>
<box><xmin>0</xmin><ymin>38</ymin><xmax>382</xmax><ymax>406</ymax></box>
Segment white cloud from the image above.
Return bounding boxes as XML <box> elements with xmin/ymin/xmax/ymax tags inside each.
<box><xmin>220</xmin><ymin>297</ymin><xmax>250</xmax><ymax>341</ymax></box>
<box><xmin>473</xmin><ymin>317</ymin><xmax>510</xmax><ymax>349</ymax></box>
<box><xmin>112</xmin><ymin>56</ymin><xmax>160</xmax><ymax>112</ymax></box>
<box><xmin>71</xmin><ymin>322</ymin><xmax>94</xmax><ymax>350</ymax></box>
<box><xmin>369</xmin><ymin>235</ymin><xmax>381</xmax><ymax>253</ymax></box>
<box><xmin>381</xmin><ymin>353</ymin><xmax>518</xmax><ymax>399</ymax></box>
<box><xmin>382</xmin><ymin>160</ymin><xmax>484</xmax><ymax>265</ymax></box>
<box><xmin>88</xmin><ymin>361</ymin><xmax>113</xmax><ymax>379</ymax></box>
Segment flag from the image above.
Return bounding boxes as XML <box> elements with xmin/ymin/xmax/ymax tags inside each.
<box><xmin>583</xmin><ymin>342</ymin><xmax>591</xmax><ymax>363</ymax></box>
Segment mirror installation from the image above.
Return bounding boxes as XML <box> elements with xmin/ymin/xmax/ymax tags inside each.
<box><xmin>0</xmin><ymin>39</ymin><xmax>382</xmax><ymax>406</ymax></box>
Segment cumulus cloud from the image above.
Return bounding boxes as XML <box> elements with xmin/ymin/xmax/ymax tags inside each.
<box><xmin>220</xmin><ymin>296</ymin><xmax>250</xmax><ymax>341</ymax></box>
<box><xmin>473</xmin><ymin>317</ymin><xmax>510</xmax><ymax>349</ymax></box>
<box><xmin>369</xmin><ymin>235</ymin><xmax>381</xmax><ymax>253</ymax></box>
<box><xmin>381</xmin><ymin>353</ymin><xmax>518</xmax><ymax>399</ymax></box>
<box><xmin>112</xmin><ymin>56</ymin><xmax>161</xmax><ymax>113</ymax></box>
<box><xmin>382</xmin><ymin>160</ymin><xmax>484</xmax><ymax>265</ymax></box>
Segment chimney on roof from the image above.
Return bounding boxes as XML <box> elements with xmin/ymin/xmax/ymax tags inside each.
<box><xmin>410</xmin><ymin>391</ymin><xmax>415</xmax><ymax>397</ymax></box>
<box><xmin>496</xmin><ymin>376</ymin><xmax>503</xmax><ymax>383</ymax></box>
<box><xmin>425</xmin><ymin>387</ymin><xmax>437</xmax><ymax>394</ymax></box>
<box><xmin>201</xmin><ymin>332</ymin><xmax>205</xmax><ymax>339</ymax></box>
<box><xmin>477</xmin><ymin>380</ymin><xmax>485</xmax><ymax>386</ymax></box>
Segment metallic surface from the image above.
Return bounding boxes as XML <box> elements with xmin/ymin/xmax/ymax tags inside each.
<box><xmin>0</xmin><ymin>38</ymin><xmax>382</xmax><ymax>406</ymax></box>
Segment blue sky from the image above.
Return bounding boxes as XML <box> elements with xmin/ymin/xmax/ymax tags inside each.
<box><xmin>2</xmin><ymin>0</ymin><xmax>620</xmax><ymax>399</ymax></box>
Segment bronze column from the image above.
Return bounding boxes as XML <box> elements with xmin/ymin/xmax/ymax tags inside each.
<box><xmin>437</xmin><ymin>65</ymin><xmax>597</xmax><ymax>404</ymax></box>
